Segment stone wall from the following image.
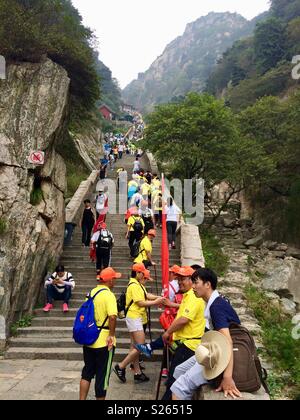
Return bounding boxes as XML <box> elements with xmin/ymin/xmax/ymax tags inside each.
<box><xmin>65</xmin><ymin>170</ymin><xmax>99</xmax><ymax>227</ymax></box>
<box><xmin>0</xmin><ymin>59</ymin><xmax>70</xmax><ymax>349</ymax></box>
<box><xmin>180</xmin><ymin>224</ymin><xmax>205</xmax><ymax>267</ymax></box>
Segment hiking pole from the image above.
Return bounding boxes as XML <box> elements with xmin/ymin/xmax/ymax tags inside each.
<box><xmin>148</xmin><ymin>307</ymin><xmax>153</xmax><ymax>343</ymax></box>
<box><xmin>154</xmin><ymin>265</ymin><xmax>159</xmax><ymax>297</ymax></box>
<box><xmin>155</xmin><ymin>345</ymin><xmax>166</xmax><ymax>401</ymax></box>
<box><xmin>166</xmin><ymin>344</ymin><xmax>170</xmax><ymax>372</ymax></box>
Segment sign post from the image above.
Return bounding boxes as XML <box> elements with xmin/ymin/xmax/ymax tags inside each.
<box><xmin>28</xmin><ymin>151</ymin><xmax>45</xmax><ymax>166</ymax></box>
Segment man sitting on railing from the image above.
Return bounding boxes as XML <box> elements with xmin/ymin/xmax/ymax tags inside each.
<box><xmin>171</xmin><ymin>268</ymin><xmax>242</xmax><ymax>400</ymax></box>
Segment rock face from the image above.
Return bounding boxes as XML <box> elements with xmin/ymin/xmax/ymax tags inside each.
<box><xmin>0</xmin><ymin>59</ymin><xmax>70</xmax><ymax>347</ymax></box>
<box><xmin>123</xmin><ymin>12</ymin><xmax>257</xmax><ymax>113</ymax></box>
<box><xmin>70</xmin><ymin>126</ymin><xmax>103</xmax><ymax>171</ymax></box>
<box><xmin>262</xmin><ymin>258</ymin><xmax>300</xmax><ymax>305</ymax></box>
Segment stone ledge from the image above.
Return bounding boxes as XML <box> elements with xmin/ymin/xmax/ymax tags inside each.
<box><xmin>195</xmin><ymin>385</ymin><xmax>270</xmax><ymax>401</ymax></box>
<box><xmin>65</xmin><ymin>170</ymin><xmax>98</xmax><ymax>225</ymax></box>
<box><xmin>181</xmin><ymin>224</ymin><xmax>205</xmax><ymax>267</ymax></box>
<box><xmin>145</xmin><ymin>152</ymin><xmax>159</xmax><ymax>175</ymax></box>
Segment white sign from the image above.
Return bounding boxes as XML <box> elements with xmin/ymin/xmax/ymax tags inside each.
<box><xmin>28</xmin><ymin>151</ymin><xmax>45</xmax><ymax>165</ymax></box>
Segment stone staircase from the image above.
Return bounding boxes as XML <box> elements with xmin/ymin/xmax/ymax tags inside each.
<box><xmin>6</xmin><ymin>154</ymin><xmax>181</xmax><ymax>362</ymax></box>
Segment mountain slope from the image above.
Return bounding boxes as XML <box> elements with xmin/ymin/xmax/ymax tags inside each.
<box><xmin>123</xmin><ymin>12</ymin><xmax>258</xmax><ymax>113</ymax></box>
<box><xmin>96</xmin><ymin>59</ymin><xmax>122</xmax><ymax>114</ymax></box>
<box><xmin>206</xmin><ymin>0</ymin><xmax>300</xmax><ymax>110</ymax></box>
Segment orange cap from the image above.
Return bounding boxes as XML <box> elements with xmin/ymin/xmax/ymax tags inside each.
<box><xmin>132</xmin><ymin>263</ymin><xmax>147</xmax><ymax>275</ymax></box>
<box><xmin>169</xmin><ymin>265</ymin><xmax>181</xmax><ymax>274</ymax></box>
<box><xmin>98</xmin><ymin>267</ymin><xmax>122</xmax><ymax>282</ymax></box>
<box><xmin>147</xmin><ymin>229</ymin><xmax>157</xmax><ymax>238</ymax></box>
<box><xmin>176</xmin><ymin>266</ymin><xmax>195</xmax><ymax>277</ymax></box>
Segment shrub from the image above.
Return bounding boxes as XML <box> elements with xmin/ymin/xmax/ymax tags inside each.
<box><xmin>0</xmin><ymin>217</ymin><xmax>7</xmax><ymax>234</ymax></box>
<box><xmin>245</xmin><ymin>284</ymin><xmax>300</xmax><ymax>399</ymax></box>
<box><xmin>30</xmin><ymin>186</ymin><xmax>44</xmax><ymax>206</ymax></box>
<box><xmin>200</xmin><ymin>228</ymin><xmax>229</xmax><ymax>276</ymax></box>
<box><xmin>10</xmin><ymin>315</ymin><xmax>33</xmax><ymax>337</ymax></box>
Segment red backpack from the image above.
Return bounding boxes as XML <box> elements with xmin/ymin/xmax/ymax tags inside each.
<box><xmin>159</xmin><ymin>284</ymin><xmax>183</xmax><ymax>330</ymax></box>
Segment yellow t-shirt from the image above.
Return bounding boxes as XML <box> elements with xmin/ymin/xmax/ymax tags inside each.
<box><xmin>141</xmin><ymin>183</ymin><xmax>150</xmax><ymax>196</ymax></box>
<box><xmin>88</xmin><ymin>285</ymin><xmax>118</xmax><ymax>349</ymax></box>
<box><xmin>173</xmin><ymin>288</ymin><xmax>206</xmax><ymax>351</ymax></box>
<box><xmin>126</xmin><ymin>278</ymin><xmax>148</xmax><ymax>324</ymax></box>
<box><xmin>128</xmin><ymin>180</ymin><xmax>138</xmax><ymax>189</ymax></box>
<box><xmin>134</xmin><ymin>236</ymin><xmax>152</xmax><ymax>264</ymax></box>
<box><xmin>152</xmin><ymin>179</ymin><xmax>161</xmax><ymax>189</ymax></box>
<box><xmin>127</xmin><ymin>215</ymin><xmax>145</xmax><ymax>232</ymax></box>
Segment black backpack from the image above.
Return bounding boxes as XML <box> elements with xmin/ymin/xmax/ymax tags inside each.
<box><xmin>117</xmin><ymin>282</ymin><xmax>147</xmax><ymax>319</ymax></box>
<box><xmin>132</xmin><ymin>217</ymin><xmax>144</xmax><ymax>234</ymax></box>
<box><xmin>142</xmin><ymin>214</ymin><xmax>154</xmax><ymax>233</ymax></box>
<box><xmin>130</xmin><ymin>239</ymin><xmax>145</xmax><ymax>259</ymax></box>
<box><xmin>97</xmin><ymin>230</ymin><xmax>113</xmax><ymax>250</ymax></box>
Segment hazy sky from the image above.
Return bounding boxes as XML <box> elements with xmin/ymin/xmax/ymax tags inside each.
<box><xmin>72</xmin><ymin>0</ymin><xmax>270</xmax><ymax>88</ymax></box>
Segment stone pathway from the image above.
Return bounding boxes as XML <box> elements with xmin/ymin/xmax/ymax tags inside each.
<box><xmin>0</xmin><ymin>358</ymin><xmax>161</xmax><ymax>400</ymax></box>
<box><xmin>1</xmin><ymin>152</ymin><xmax>177</xmax><ymax>400</ymax></box>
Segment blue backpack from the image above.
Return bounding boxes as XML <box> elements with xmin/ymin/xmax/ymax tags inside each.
<box><xmin>73</xmin><ymin>289</ymin><xmax>109</xmax><ymax>346</ymax></box>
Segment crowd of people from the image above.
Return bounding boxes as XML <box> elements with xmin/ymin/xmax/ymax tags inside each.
<box><xmin>42</xmin><ymin>125</ymin><xmax>256</xmax><ymax>402</ymax></box>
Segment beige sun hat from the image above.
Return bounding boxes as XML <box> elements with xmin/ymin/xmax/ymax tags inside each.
<box><xmin>195</xmin><ymin>331</ymin><xmax>232</xmax><ymax>380</ymax></box>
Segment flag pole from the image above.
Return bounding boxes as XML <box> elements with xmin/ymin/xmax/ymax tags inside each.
<box><xmin>161</xmin><ymin>173</ymin><xmax>170</xmax><ymax>299</ymax></box>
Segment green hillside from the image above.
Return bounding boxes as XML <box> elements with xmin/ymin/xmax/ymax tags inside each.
<box><xmin>206</xmin><ymin>0</ymin><xmax>300</xmax><ymax>109</ymax></box>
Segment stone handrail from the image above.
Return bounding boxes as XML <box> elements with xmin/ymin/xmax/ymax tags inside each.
<box><xmin>65</xmin><ymin>170</ymin><xmax>98</xmax><ymax>227</ymax></box>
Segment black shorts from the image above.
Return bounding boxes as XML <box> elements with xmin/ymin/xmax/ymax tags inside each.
<box><xmin>82</xmin><ymin>346</ymin><xmax>115</xmax><ymax>399</ymax></box>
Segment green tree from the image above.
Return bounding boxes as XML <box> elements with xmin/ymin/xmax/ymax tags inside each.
<box><xmin>143</xmin><ymin>93</ymin><xmax>274</xmax><ymax>223</ymax></box>
<box><xmin>238</xmin><ymin>95</ymin><xmax>300</xmax><ymax>196</ymax></box>
<box><xmin>254</xmin><ymin>17</ymin><xmax>287</xmax><ymax>75</ymax></box>
<box><xmin>271</xmin><ymin>0</ymin><xmax>300</xmax><ymax>21</ymax></box>
<box><xmin>0</xmin><ymin>0</ymin><xmax>100</xmax><ymax>117</ymax></box>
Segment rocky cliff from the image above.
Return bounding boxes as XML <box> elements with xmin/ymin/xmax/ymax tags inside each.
<box><xmin>70</xmin><ymin>126</ymin><xmax>103</xmax><ymax>172</ymax></box>
<box><xmin>123</xmin><ymin>12</ymin><xmax>257</xmax><ymax>113</ymax></box>
<box><xmin>0</xmin><ymin>59</ymin><xmax>70</xmax><ymax>346</ymax></box>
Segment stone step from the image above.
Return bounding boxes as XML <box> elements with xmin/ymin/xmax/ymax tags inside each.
<box><xmin>5</xmin><ymin>347</ymin><xmax>163</xmax><ymax>362</ymax></box>
<box><xmin>70</xmin><ymin>291</ymin><xmax>161</xmax><ymax>300</ymax></box>
<box><xmin>16</xmin><ymin>327</ymin><xmax>163</xmax><ymax>339</ymax></box>
<box><xmin>9</xmin><ymin>337</ymin><xmax>134</xmax><ymax>348</ymax></box>
<box><xmin>61</xmin><ymin>255</ymin><xmax>179</xmax><ymax>262</ymax></box>
<box><xmin>30</xmin><ymin>317</ymin><xmax>162</xmax><ymax>328</ymax></box>
<box><xmin>34</xmin><ymin>307</ymin><xmax>164</xmax><ymax>316</ymax></box>
<box><xmin>72</xmin><ymin>282</ymin><xmax>163</xmax><ymax>290</ymax></box>
<box><xmin>218</xmin><ymin>287</ymin><xmax>245</xmax><ymax>300</ymax></box>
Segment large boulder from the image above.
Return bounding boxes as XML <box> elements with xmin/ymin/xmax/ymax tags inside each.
<box><xmin>286</xmin><ymin>247</ymin><xmax>300</xmax><ymax>260</ymax></box>
<box><xmin>263</xmin><ymin>241</ymin><xmax>278</xmax><ymax>251</ymax></box>
<box><xmin>0</xmin><ymin>59</ymin><xmax>70</xmax><ymax>346</ymax></box>
<box><xmin>262</xmin><ymin>258</ymin><xmax>300</xmax><ymax>305</ymax></box>
<box><xmin>280</xmin><ymin>298</ymin><xmax>297</xmax><ymax>317</ymax></box>
<box><xmin>244</xmin><ymin>235</ymin><xmax>264</xmax><ymax>248</ymax></box>
<box><xmin>223</xmin><ymin>217</ymin><xmax>237</xmax><ymax>229</ymax></box>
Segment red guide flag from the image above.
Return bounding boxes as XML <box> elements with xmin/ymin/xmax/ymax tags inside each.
<box><xmin>161</xmin><ymin>173</ymin><xmax>170</xmax><ymax>298</ymax></box>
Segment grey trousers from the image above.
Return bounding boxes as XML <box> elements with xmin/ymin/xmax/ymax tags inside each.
<box><xmin>171</xmin><ymin>356</ymin><xmax>208</xmax><ymax>400</ymax></box>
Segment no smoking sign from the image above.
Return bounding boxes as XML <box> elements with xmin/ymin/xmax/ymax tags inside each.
<box><xmin>28</xmin><ymin>151</ymin><xmax>45</xmax><ymax>166</ymax></box>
